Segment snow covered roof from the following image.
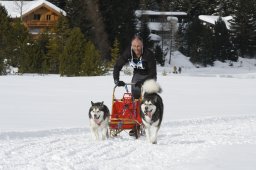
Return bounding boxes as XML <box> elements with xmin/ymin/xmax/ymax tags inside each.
<box><xmin>149</xmin><ymin>33</ymin><xmax>161</xmax><ymax>41</ymax></box>
<box><xmin>135</xmin><ymin>10</ymin><xmax>187</xmax><ymax>17</ymax></box>
<box><xmin>198</xmin><ymin>15</ymin><xmax>233</xmax><ymax>30</ymax></box>
<box><xmin>0</xmin><ymin>0</ymin><xmax>66</xmax><ymax>18</ymax></box>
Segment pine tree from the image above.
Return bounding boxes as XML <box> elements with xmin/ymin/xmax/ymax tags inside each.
<box><xmin>47</xmin><ymin>0</ymin><xmax>66</xmax><ymax>9</ymax></box>
<box><xmin>110</xmin><ymin>37</ymin><xmax>120</xmax><ymax>68</ymax></box>
<box><xmin>46</xmin><ymin>16</ymin><xmax>70</xmax><ymax>74</ymax></box>
<box><xmin>155</xmin><ymin>44</ymin><xmax>164</xmax><ymax>66</ymax></box>
<box><xmin>140</xmin><ymin>0</ymin><xmax>160</xmax><ymax>10</ymax></box>
<box><xmin>139</xmin><ymin>15</ymin><xmax>152</xmax><ymax>49</ymax></box>
<box><xmin>199</xmin><ymin>26</ymin><xmax>214</xmax><ymax>66</ymax></box>
<box><xmin>175</xmin><ymin>22</ymin><xmax>186</xmax><ymax>54</ymax></box>
<box><xmin>214</xmin><ymin>0</ymin><xmax>237</xmax><ymax>16</ymax></box>
<box><xmin>46</xmin><ymin>36</ymin><xmax>60</xmax><ymax>73</ymax></box>
<box><xmin>99</xmin><ymin>0</ymin><xmax>139</xmax><ymax>52</ymax></box>
<box><xmin>185</xmin><ymin>18</ymin><xmax>203</xmax><ymax>63</ymax></box>
<box><xmin>65</xmin><ymin>0</ymin><xmax>92</xmax><ymax>38</ymax></box>
<box><xmin>66</xmin><ymin>0</ymin><xmax>110</xmax><ymax>58</ymax></box>
<box><xmin>20</xmin><ymin>42</ymin><xmax>44</xmax><ymax>73</ymax></box>
<box><xmin>188</xmin><ymin>0</ymin><xmax>210</xmax><ymax>19</ymax></box>
<box><xmin>37</xmin><ymin>32</ymin><xmax>50</xmax><ymax>73</ymax></box>
<box><xmin>80</xmin><ymin>41</ymin><xmax>107</xmax><ymax>76</ymax></box>
<box><xmin>252</xmin><ymin>3</ymin><xmax>256</xmax><ymax>57</ymax></box>
<box><xmin>0</xmin><ymin>5</ymin><xmax>10</xmax><ymax>74</ymax></box>
<box><xmin>59</xmin><ymin>27</ymin><xmax>85</xmax><ymax>76</ymax></box>
<box><xmin>169</xmin><ymin>0</ymin><xmax>190</xmax><ymax>12</ymax></box>
<box><xmin>213</xmin><ymin>17</ymin><xmax>237</xmax><ymax>62</ymax></box>
<box><xmin>248</xmin><ymin>1</ymin><xmax>256</xmax><ymax>58</ymax></box>
<box><xmin>230</xmin><ymin>0</ymin><xmax>256</xmax><ymax>57</ymax></box>
<box><xmin>84</xmin><ymin>0</ymin><xmax>110</xmax><ymax>60</ymax></box>
<box><xmin>10</xmin><ymin>20</ymin><xmax>31</xmax><ymax>73</ymax></box>
<box><xmin>54</xmin><ymin>16</ymin><xmax>71</xmax><ymax>52</ymax></box>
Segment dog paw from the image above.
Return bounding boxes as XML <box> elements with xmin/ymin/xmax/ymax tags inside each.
<box><xmin>152</xmin><ymin>141</ymin><xmax>157</xmax><ymax>144</ymax></box>
<box><xmin>150</xmin><ymin>137</ymin><xmax>157</xmax><ymax>144</ymax></box>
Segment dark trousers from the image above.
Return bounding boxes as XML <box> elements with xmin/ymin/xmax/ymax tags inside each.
<box><xmin>131</xmin><ymin>73</ymin><xmax>147</xmax><ymax>99</ymax></box>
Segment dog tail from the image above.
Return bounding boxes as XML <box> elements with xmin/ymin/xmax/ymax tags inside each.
<box><xmin>142</xmin><ymin>79</ymin><xmax>162</xmax><ymax>94</ymax></box>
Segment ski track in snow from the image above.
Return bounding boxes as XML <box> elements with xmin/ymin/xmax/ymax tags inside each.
<box><xmin>1</xmin><ymin>115</ymin><xmax>256</xmax><ymax>170</ymax></box>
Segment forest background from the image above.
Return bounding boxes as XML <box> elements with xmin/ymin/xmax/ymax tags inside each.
<box><xmin>0</xmin><ymin>0</ymin><xmax>256</xmax><ymax>76</ymax></box>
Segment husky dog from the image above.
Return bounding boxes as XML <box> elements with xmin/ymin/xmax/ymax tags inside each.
<box><xmin>89</xmin><ymin>101</ymin><xmax>110</xmax><ymax>140</ymax></box>
<box><xmin>140</xmin><ymin>79</ymin><xmax>163</xmax><ymax>144</ymax></box>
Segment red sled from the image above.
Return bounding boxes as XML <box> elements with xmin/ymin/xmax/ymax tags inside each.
<box><xmin>109</xmin><ymin>83</ymin><xmax>143</xmax><ymax>138</ymax></box>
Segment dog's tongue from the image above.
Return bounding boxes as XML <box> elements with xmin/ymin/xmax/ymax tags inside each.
<box><xmin>146</xmin><ymin>112</ymin><xmax>152</xmax><ymax>118</ymax></box>
<box><xmin>94</xmin><ymin>119</ymin><xmax>100</xmax><ymax>124</ymax></box>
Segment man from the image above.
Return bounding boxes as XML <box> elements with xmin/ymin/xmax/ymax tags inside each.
<box><xmin>113</xmin><ymin>35</ymin><xmax>157</xmax><ymax>99</ymax></box>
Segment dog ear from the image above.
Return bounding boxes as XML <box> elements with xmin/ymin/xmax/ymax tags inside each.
<box><xmin>100</xmin><ymin>101</ymin><xmax>104</xmax><ymax>106</ymax></box>
<box><xmin>91</xmin><ymin>101</ymin><xmax>94</xmax><ymax>106</ymax></box>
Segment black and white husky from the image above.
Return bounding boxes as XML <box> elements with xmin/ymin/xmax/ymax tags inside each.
<box><xmin>89</xmin><ymin>101</ymin><xmax>110</xmax><ymax>140</ymax></box>
<box><xmin>140</xmin><ymin>79</ymin><xmax>163</xmax><ymax>144</ymax></box>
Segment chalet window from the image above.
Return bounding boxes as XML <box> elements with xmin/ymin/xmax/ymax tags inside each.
<box><xmin>33</xmin><ymin>14</ymin><xmax>41</xmax><ymax>20</ymax></box>
<box><xmin>46</xmin><ymin>15</ymin><xmax>51</xmax><ymax>20</ymax></box>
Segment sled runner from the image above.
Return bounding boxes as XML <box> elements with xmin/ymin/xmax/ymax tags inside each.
<box><xmin>109</xmin><ymin>83</ymin><xmax>143</xmax><ymax>139</ymax></box>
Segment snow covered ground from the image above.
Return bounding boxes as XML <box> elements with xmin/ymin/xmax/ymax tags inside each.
<box><xmin>1</xmin><ymin>54</ymin><xmax>256</xmax><ymax>170</ymax></box>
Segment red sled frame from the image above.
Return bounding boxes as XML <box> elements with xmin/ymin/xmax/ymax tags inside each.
<box><xmin>109</xmin><ymin>83</ymin><xmax>143</xmax><ymax>139</ymax></box>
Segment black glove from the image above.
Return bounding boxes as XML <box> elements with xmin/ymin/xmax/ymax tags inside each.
<box><xmin>115</xmin><ymin>80</ymin><xmax>125</xmax><ymax>86</ymax></box>
<box><xmin>135</xmin><ymin>80</ymin><xmax>143</xmax><ymax>88</ymax></box>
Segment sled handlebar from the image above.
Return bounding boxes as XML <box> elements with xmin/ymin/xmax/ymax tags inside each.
<box><xmin>113</xmin><ymin>83</ymin><xmax>135</xmax><ymax>93</ymax></box>
<box><xmin>114</xmin><ymin>83</ymin><xmax>135</xmax><ymax>88</ymax></box>
<box><xmin>112</xmin><ymin>82</ymin><xmax>142</xmax><ymax>103</ymax></box>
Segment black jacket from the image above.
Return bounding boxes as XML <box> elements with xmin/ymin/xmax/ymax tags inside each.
<box><xmin>113</xmin><ymin>47</ymin><xmax>157</xmax><ymax>82</ymax></box>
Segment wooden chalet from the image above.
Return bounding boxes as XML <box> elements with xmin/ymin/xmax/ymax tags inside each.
<box><xmin>0</xmin><ymin>0</ymin><xmax>66</xmax><ymax>36</ymax></box>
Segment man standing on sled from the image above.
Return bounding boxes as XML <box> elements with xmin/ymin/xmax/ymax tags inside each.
<box><xmin>113</xmin><ymin>35</ymin><xmax>157</xmax><ymax>99</ymax></box>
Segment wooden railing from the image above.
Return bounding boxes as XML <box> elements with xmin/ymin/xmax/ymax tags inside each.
<box><xmin>26</xmin><ymin>20</ymin><xmax>56</xmax><ymax>27</ymax></box>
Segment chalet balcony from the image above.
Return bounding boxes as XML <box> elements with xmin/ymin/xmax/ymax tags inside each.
<box><xmin>26</xmin><ymin>20</ymin><xmax>56</xmax><ymax>27</ymax></box>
